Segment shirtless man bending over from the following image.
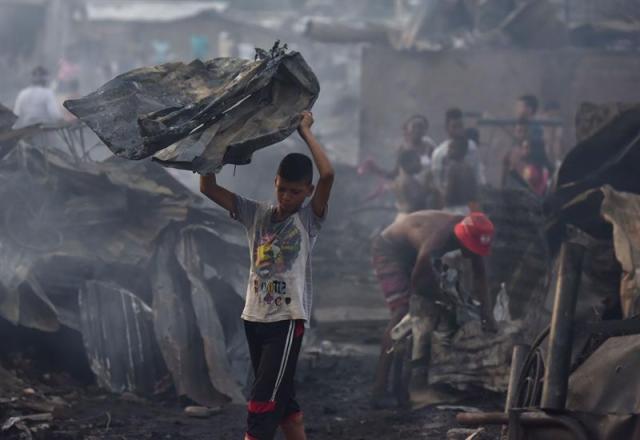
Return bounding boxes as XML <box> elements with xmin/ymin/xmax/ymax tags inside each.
<box><xmin>371</xmin><ymin>210</ymin><xmax>496</xmax><ymax>405</ymax></box>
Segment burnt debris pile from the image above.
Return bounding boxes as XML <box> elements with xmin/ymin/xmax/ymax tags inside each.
<box><xmin>457</xmin><ymin>102</ymin><xmax>640</xmax><ymax>438</ymax></box>
<box><xmin>0</xmin><ymin>142</ymin><xmax>253</xmax><ymax>436</ymax></box>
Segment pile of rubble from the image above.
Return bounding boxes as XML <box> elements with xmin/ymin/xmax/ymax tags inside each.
<box><xmin>0</xmin><ymin>141</ymin><xmax>251</xmax><ymax>413</ymax></box>
<box><xmin>0</xmin><ymin>363</ymin><xmax>62</xmax><ymax>438</ymax></box>
<box><xmin>0</xmin><ymin>45</ymin><xmax>325</xmax><ymax>418</ymax></box>
<box><xmin>454</xmin><ymin>102</ymin><xmax>640</xmax><ymax>438</ymax></box>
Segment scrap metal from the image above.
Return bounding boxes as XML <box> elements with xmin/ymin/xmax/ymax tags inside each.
<box><xmin>64</xmin><ymin>42</ymin><xmax>320</xmax><ymax>175</ymax></box>
<box><xmin>457</xmin><ymin>102</ymin><xmax>640</xmax><ymax>438</ymax></box>
<box><xmin>0</xmin><ymin>143</ymin><xmax>250</xmax><ymax>406</ymax></box>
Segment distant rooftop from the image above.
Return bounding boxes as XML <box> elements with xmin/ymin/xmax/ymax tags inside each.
<box><xmin>84</xmin><ymin>1</ymin><xmax>228</xmax><ymax>22</ymax></box>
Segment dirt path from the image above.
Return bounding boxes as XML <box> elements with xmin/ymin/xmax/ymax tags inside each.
<box><xmin>3</xmin><ymin>320</ymin><xmax>502</xmax><ymax>439</ymax></box>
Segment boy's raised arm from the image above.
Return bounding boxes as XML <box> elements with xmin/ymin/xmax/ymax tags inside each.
<box><xmin>200</xmin><ymin>173</ymin><xmax>238</xmax><ymax>215</ymax></box>
<box><xmin>298</xmin><ymin>111</ymin><xmax>334</xmax><ymax>218</ymax></box>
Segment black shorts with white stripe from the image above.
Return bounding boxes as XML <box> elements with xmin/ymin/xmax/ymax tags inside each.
<box><xmin>244</xmin><ymin>319</ymin><xmax>305</xmax><ymax>440</ymax></box>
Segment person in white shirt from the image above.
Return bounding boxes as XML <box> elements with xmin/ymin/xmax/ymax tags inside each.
<box><xmin>359</xmin><ymin>115</ymin><xmax>442</xmax><ymax>219</ymax></box>
<box><xmin>431</xmin><ymin>108</ymin><xmax>485</xmax><ymax>213</ymax></box>
<box><xmin>13</xmin><ymin>66</ymin><xmax>62</xmax><ymax>129</ymax></box>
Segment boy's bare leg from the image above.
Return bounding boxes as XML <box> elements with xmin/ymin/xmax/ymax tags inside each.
<box><xmin>281</xmin><ymin>414</ymin><xmax>307</xmax><ymax>440</ymax></box>
<box><xmin>372</xmin><ymin>304</ymin><xmax>409</xmax><ymax>402</ymax></box>
<box><xmin>372</xmin><ymin>319</ymin><xmax>394</xmax><ymax>396</ymax></box>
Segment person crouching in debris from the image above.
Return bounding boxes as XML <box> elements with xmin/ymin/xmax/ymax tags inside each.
<box><xmin>200</xmin><ymin>111</ymin><xmax>334</xmax><ymax>440</ymax></box>
<box><xmin>371</xmin><ymin>210</ymin><xmax>495</xmax><ymax>407</ymax></box>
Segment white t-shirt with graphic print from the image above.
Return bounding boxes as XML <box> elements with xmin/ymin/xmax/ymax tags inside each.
<box><xmin>234</xmin><ymin>195</ymin><xmax>323</xmax><ymax>326</ymax></box>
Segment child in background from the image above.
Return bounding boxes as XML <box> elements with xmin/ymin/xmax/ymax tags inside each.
<box><xmin>518</xmin><ymin>136</ymin><xmax>552</xmax><ymax>196</ymax></box>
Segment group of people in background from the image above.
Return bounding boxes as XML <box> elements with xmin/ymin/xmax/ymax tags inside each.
<box><xmin>360</xmin><ymin>94</ymin><xmax>557</xmax><ymax>222</ymax></box>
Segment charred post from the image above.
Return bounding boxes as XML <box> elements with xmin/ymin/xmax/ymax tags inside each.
<box><xmin>541</xmin><ymin>229</ymin><xmax>587</xmax><ymax>410</ymax></box>
<box><xmin>505</xmin><ymin>344</ymin><xmax>529</xmax><ymax>411</ymax></box>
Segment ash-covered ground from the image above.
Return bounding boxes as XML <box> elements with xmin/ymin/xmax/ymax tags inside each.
<box><xmin>2</xmin><ymin>320</ymin><xmax>502</xmax><ymax>440</ymax></box>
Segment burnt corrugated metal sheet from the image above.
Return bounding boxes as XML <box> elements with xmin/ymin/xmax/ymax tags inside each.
<box><xmin>546</xmin><ymin>103</ymin><xmax>640</xmax><ymax>249</ymax></box>
<box><xmin>568</xmin><ymin>334</ymin><xmax>640</xmax><ymax>414</ymax></box>
<box><xmin>151</xmin><ymin>223</ymin><xmax>248</xmax><ymax>406</ymax></box>
<box><xmin>0</xmin><ymin>144</ymin><xmax>250</xmax><ymax>405</ymax></box>
<box><xmin>64</xmin><ymin>45</ymin><xmax>319</xmax><ymax>174</ymax></box>
<box><xmin>79</xmin><ymin>281</ymin><xmax>167</xmax><ymax>395</ymax></box>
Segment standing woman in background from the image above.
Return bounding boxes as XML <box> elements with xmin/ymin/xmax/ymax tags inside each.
<box><xmin>519</xmin><ymin>136</ymin><xmax>553</xmax><ymax>196</ymax></box>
